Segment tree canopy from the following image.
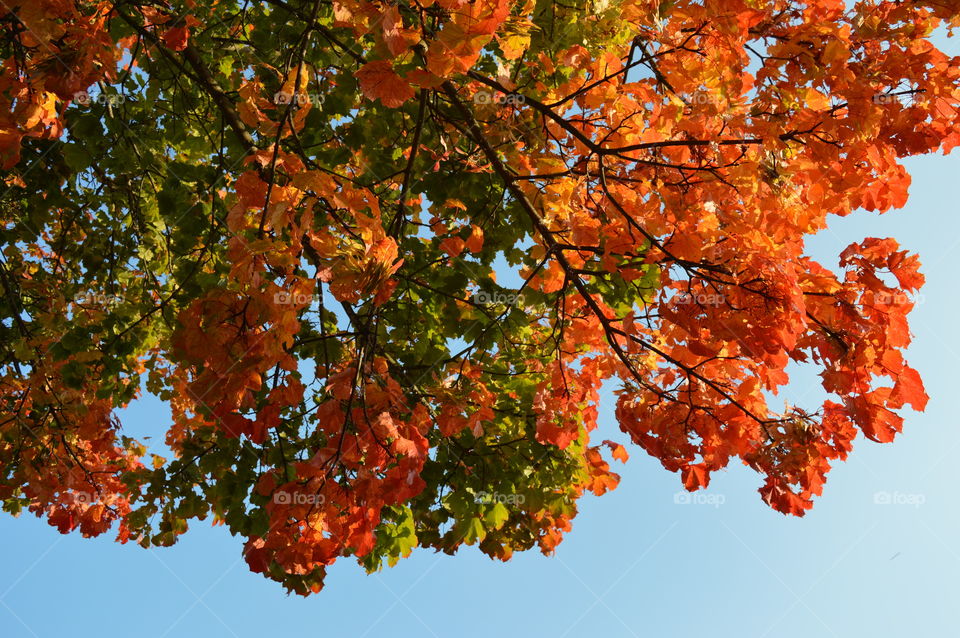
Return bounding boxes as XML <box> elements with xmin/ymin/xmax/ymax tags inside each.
<box><xmin>1</xmin><ymin>0</ymin><xmax>957</xmax><ymax>594</ymax></box>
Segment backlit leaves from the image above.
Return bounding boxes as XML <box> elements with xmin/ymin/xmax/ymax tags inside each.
<box><xmin>0</xmin><ymin>0</ymin><xmax>955</xmax><ymax>595</ymax></box>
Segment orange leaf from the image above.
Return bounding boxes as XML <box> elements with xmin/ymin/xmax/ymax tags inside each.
<box><xmin>440</xmin><ymin>236</ymin><xmax>465</xmax><ymax>258</ymax></box>
<box><xmin>602</xmin><ymin>440</ymin><xmax>629</xmax><ymax>463</ymax></box>
<box><xmin>381</xmin><ymin>5</ymin><xmax>420</xmax><ymax>57</ymax></box>
<box><xmin>465</xmin><ymin>225</ymin><xmax>484</xmax><ymax>253</ymax></box>
<box><xmin>356</xmin><ymin>60</ymin><xmax>416</xmax><ymax>108</ymax></box>
<box><xmin>681</xmin><ymin>464</ymin><xmax>709</xmax><ymax>491</ymax></box>
<box><xmin>162</xmin><ymin>16</ymin><xmax>200</xmax><ymax>52</ymax></box>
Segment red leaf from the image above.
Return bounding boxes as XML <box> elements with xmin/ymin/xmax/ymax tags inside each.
<box><xmin>889</xmin><ymin>366</ymin><xmax>929</xmax><ymax>411</ymax></box>
<box><xmin>162</xmin><ymin>16</ymin><xmax>200</xmax><ymax>52</ymax></box>
<box><xmin>681</xmin><ymin>464</ymin><xmax>709</xmax><ymax>491</ymax></box>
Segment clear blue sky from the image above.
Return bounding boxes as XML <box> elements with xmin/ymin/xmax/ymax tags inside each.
<box><xmin>5</xmin><ymin>70</ymin><xmax>960</xmax><ymax>638</ymax></box>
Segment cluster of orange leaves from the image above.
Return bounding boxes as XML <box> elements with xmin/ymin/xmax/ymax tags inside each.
<box><xmin>1</xmin><ymin>0</ymin><xmax>959</xmax><ymax>592</ymax></box>
<box><xmin>0</xmin><ymin>269</ymin><xmax>144</xmax><ymax>539</ymax></box>
<box><xmin>0</xmin><ymin>0</ymin><xmax>116</xmax><ymax>169</ymax></box>
<box><xmin>485</xmin><ymin>0</ymin><xmax>956</xmax><ymax>515</ymax></box>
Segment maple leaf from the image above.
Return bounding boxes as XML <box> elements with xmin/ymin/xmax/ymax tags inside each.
<box><xmin>381</xmin><ymin>5</ymin><xmax>420</xmax><ymax>57</ymax></box>
<box><xmin>889</xmin><ymin>366</ymin><xmax>928</xmax><ymax>411</ymax></box>
<box><xmin>440</xmin><ymin>236</ymin><xmax>465</xmax><ymax>257</ymax></box>
<box><xmin>162</xmin><ymin>16</ymin><xmax>201</xmax><ymax>52</ymax></box>
<box><xmin>681</xmin><ymin>464</ymin><xmax>710</xmax><ymax>491</ymax></box>
<box><xmin>465</xmin><ymin>225</ymin><xmax>484</xmax><ymax>253</ymax></box>
<box><xmin>602</xmin><ymin>440</ymin><xmax>629</xmax><ymax>463</ymax></box>
<box><xmin>356</xmin><ymin>60</ymin><xmax>416</xmax><ymax>108</ymax></box>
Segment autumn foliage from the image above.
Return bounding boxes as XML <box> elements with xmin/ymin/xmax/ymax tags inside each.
<box><xmin>0</xmin><ymin>0</ymin><xmax>958</xmax><ymax>593</ymax></box>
